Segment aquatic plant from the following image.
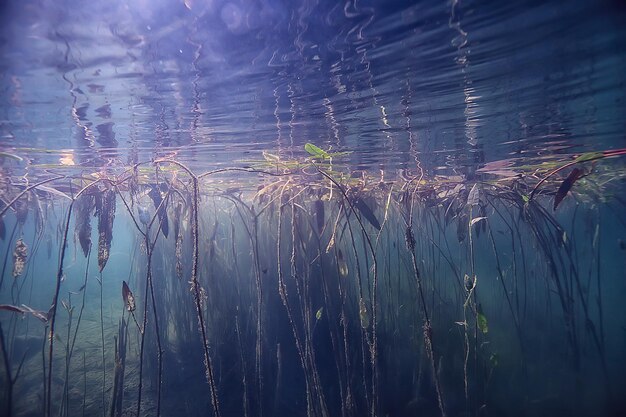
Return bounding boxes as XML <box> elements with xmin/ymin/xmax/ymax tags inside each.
<box><xmin>0</xmin><ymin>145</ymin><xmax>624</xmax><ymax>417</ymax></box>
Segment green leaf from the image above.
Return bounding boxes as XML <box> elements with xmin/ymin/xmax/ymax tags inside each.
<box><xmin>315</xmin><ymin>307</ymin><xmax>323</xmax><ymax>321</ymax></box>
<box><xmin>574</xmin><ymin>151</ymin><xmax>604</xmax><ymax>163</ymax></box>
<box><xmin>305</xmin><ymin>143</ymin><xmax>330</xmax><ymax>159</ymax></box>
<box><xmin>521</xmin><ymin>194</ymin><xmax>530</xmax><ymax>203</ymax></box>
<box><xmin>477</xmin><ymin>311</ymin><xmax>488</xmax><ymax>334</ymax></box>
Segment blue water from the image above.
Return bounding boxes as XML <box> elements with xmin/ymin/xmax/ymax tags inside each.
<box><xmin>1</xmin><ymin>0</ymin><xmax>626</xmax><ymax>416</ymax></box>
<box><xmin>1</xmin><ymin>0</ymin><xmax>625</xmax><ymax>172</ymax></box>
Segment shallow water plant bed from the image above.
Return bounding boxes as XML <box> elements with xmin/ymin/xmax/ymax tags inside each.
<box><xmin>0</xmin><ymin>146</ymin><xmax>624</xmax><ymax>417</ymax></box>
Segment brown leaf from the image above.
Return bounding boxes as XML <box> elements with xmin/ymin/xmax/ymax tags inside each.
<box><xmin>554</xmin><ymin>168</ymin><xmax>582</xmax><ymax>211</ymax></box>
<box><xmin>122</xmin><ymin>280</ymin><xmax>136</xmax><ymax>312</ymax></box>
<box><xmin>75</xmin><ymin>194</ymin><xmax>94</xmax><ymax>258</ymax></box>
<box><xmin>96</xmin><ymin>190</ymin><xmax>116</xmax><ymax>272</ymax></box>
<box><xmin>12</xmin><ymin>238</ymin><xmax>27</xmax><ymax>278</ymax></box>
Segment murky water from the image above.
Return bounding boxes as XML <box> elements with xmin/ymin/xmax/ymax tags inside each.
<box><xmin>1</xmin><ymin>0</ymin><xmax>625</xmax><ymax>416</ymax></box>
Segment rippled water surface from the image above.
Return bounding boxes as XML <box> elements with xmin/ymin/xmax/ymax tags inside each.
<box><xmin>1</xmin><ymin>0</ymin><xmax>625</xmax><ymax>175</ymax></box>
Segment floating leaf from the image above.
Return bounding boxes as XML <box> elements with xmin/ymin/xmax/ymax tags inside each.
<box><xmin>0</xmin><ymin>151</ymin><xmax>23</xmax><ymax>162</ymax></box>
<box><xmin>122</xmin><ymin>281</ymin><xmax>136</xmax><ymax>312</ymax></box>
<box><xmin>305</xmin><ymin>143</ymin><xmax>330</xmax><ymax>159</ymax></box>
<box><xmin>12</xmin><ymin>238</ymin><xmax>27</xmax><ymax>278</ymax></box>
<box><xmin>477</xmin><ymin>307</ymin><xmax>488</xmax><ymax>334</ymax></box>
<box><xmin>574</xmin><ymin>152</ymin><xmax>604</xmax><ymax>163</ymax></box>
<box><xmin>315</xmin><ymin>307</ymin><xmax>323</xmax><ymax>321</ymax></box>
<box><xmin>553</xmin><ymin>168</ymin><xmax>582</xmax><ymax>211</ymax></box>
<box><xmin>262</xmin><ymin>151</ymin><xmax>280</xmax><ymax>162</ymax></box>
<box><xmin>327</xmin><ymin>150</ymin><xmax>352</xmax><ymax>159</ymax></box>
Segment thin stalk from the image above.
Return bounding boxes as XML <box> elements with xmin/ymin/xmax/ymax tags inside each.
<box><xmin>317</xmin><ymin>168</ymin><xmax>379</xmax><ymax>417</ymax></box>
<box><xmin>46</xmin><ymin>200</ymin><xmax>74</xmax><ymax>417</ymax></box>
<box><xmin>99</xmin><ymin>273</ymin><xmax>106</xmax><ymax>417</ymax></box>
<box><xmin>276</xmin><ymin>187</ymin><xmax>313</xmax><ymax>417</ymax></box>
<box><xmin>404</xmin><ymin>183</ymin><xmax>446</xmax><ymax>417</ymax></box>
<box><xmin>0</xmin><ymin>323</ymin><xmax>14</xmax><ymax>416</ymax></box>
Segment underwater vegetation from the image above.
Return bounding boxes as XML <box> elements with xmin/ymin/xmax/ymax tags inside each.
<box><xmin>0</xmin><ymin>145</ymin><xmax>625</xmax><ymax>417</ymax></box>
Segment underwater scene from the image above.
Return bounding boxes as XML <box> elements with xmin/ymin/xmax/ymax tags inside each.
<box><xmin>1</xmin><ymin>0</ymin><xmax>625</xmax><ymax>416</ymax></box>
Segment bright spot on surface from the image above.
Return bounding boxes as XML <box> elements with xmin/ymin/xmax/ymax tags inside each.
<box><xmin>220</xmin><ymin>3</ymin><xmax>243</xmax><ymax>31</ymax></box>
<box><xmin>59</xmin><ymin>153</ymin><xmax>75</xmax><ymax>166</ymax></box>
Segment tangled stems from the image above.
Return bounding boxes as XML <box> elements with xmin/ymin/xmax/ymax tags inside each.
<box><xmin>45</xmin><ymin>178</ymin><xmax>104</xmax><ymax>417</ymax></box>
<box><xmin>155</xmin><ymin>159</ymin><xmax>222</xmax><ymax>417</ymax></box>
<box><xmin>315</xmin><ymin>168</ymin><xmax>379</xmax><ymax>417</ymax></box>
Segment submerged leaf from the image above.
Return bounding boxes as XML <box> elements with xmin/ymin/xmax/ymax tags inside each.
<box><xmin>122</xmin><ymin>280</ymin><xmax>136</xmax><ymax>312</ymax></box>
<box><xmin>0</xmin><ymin>304</ymin><xmax>26</xmax><ymax>314</ymax></box>
<box><xmin>0</xmin><ymin>216</ymin><xmax>5</xmax><ymax>240</ymax></box>
<box><xmin>470</xmin><ymin>217</ymin><xmax>487</xmax><ymax>227</ymax></box>
<box><xmin>148</xmin><ymin>184</ymin><xmax>169</xmax><ymax>238</ymax></box>
<box><xmin>3</xmin><ymin>303</ymin><xmax>50</xmax><ymax>323</ymax></box>
<box><xmin>315</xmin><ymin>307</ymin><xmax>323</xmax><ymax>321</ymax></box>
<box><xmin>353</xmin><ymin>197</ymin><xmax>381</xmax><ymax>231</ymax></box>
<box><xmin>475</xmin><ymin>205</ymin><xmax>487</xmax><ymax>238</ymax></box>
<box><xmin>13</xmin><ymin>238</ymin><xmax>27</xmax><ymax>278</ymax></box>
<box><xmin>337</xmin><ymin>249</ymin><xmax>348</xmax><ymax>277</ymax></box>
<box><xmin>137</xmin><ymin>205</ymin><xmax>150</xmax><ymax>226</ymax></box>
<box><xmin>359</xmin><ymin>298</ymin><xmax>370</xmax><ymax>330</ymax></box>
<box><xmin>1</xmin><ymin>303</ymin><xmax>49</xmax><ymax>323</ymax></box>
<box><xmin>464</xmin><ymin>274</ymin><xmax>476</xmax><ymax>292</ymax></box>
<box><xmin>75</xmin><ymin>194</ymin><xmax>94</xmax><ymax>258</ymax></box>
<box><xmin>477</xmin><ymin>305</ymin><xmax>488</xmax><ymax>334</ymax></box>
<box><xmin>489</xmin><ymin>353</ymin><xmax>499</xmax><ymax>367</ymax></box>
<box><xmin>96</xmin><ymin>189</ymin><xmax>116</xmax><ymax>272</ymax></box>
<box><xmin>467</xmin><ymin>183</ymin><xmax>480</xmax><ymax>207</ymax></box>
<box><xmin>313</xmin><ymin>199</ymin><xmax>325</xmax><ymax>234</ymax></box>
<box><xmin>457</xmin><ymin>214</ymin><xmax>468</xmax><ymax>243</ymax></box>
<box><xmin>553</xmin><ymin>168</ymin><xmax>582</xmax><ymax>211</ymax></box>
